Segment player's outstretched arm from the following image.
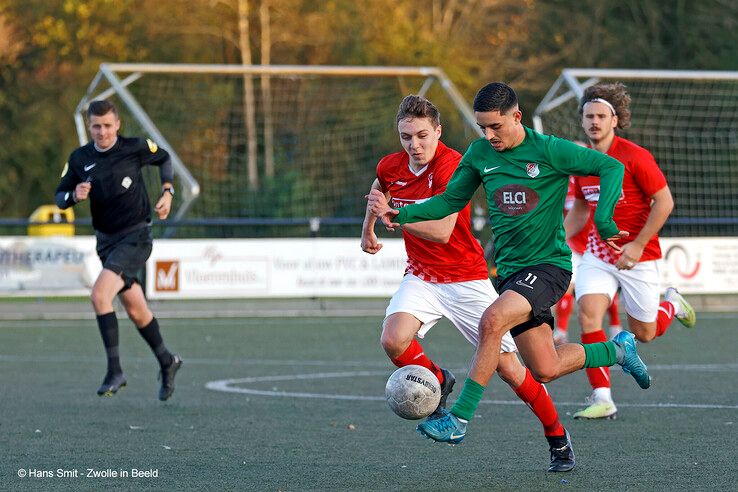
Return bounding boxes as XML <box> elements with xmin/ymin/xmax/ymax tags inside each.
<box><xmin>554</xmin><ymin>139</ymin><xmax>624</xmax><ymax>240</ymax></box>
<box><xmin>366</xmin><ymin>189</ymin><xmax>400</xmax><ymax>230</ymax></box>
<box><xmin>402</xmin><ymin>214</ymin><xmax>458</xmax><ymax>243</ymax></box>
<box><xmin>361</xmin><ymin>179</ymin><xmax>386</xmax><ymax>254</ymax></box>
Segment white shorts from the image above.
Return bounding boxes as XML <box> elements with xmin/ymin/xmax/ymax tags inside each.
<box><xmin>385</xmin><ymin>274</ymin><xmax>518</xmax><ymax>353</ymax></box>
<box><xmin>575</xmin><ymin>252</ymin><xmax>662</xmax><ymax>323</ymax></box>
<box><xmin>571</xmin><ymin>251</ymin><xmax>582</xmax><ymax>280</ymax></box>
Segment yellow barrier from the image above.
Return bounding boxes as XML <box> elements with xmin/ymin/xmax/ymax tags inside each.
<box><xmin>28</xmin><ymin>205</ymin><xmax>75</xmax><ymax>236</ymax></box>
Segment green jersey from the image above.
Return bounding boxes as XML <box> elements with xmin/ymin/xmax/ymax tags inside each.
<box><xmin>395</xmin><ymin>126</ymin><xmax>624</xmax><ymax>279</ymax></box>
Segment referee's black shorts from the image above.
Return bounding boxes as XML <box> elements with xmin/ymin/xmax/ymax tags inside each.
<box><xmin>96</xmin><ymin>224</ymin><xmax>152</xmax><ymax>291</ymax></box>
<box><xmin>493</xmin><ymin>264</ymin><xmax>572</xmax><ymax>337</ymax></box>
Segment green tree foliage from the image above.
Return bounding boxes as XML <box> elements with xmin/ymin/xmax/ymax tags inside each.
<box><xmin>1</xmin><ymin>0</ymin><xmax>736</xmax><ymax>221</ymax></box>
<box><xmin>1</xmin><ymin>0</ymin><xmax>144</xmax><ymax>216</ymax></box>
<box><xmin>527</xmin><ymin>0</ymin><xmax>738</xmax><ymax>70</ymax></box>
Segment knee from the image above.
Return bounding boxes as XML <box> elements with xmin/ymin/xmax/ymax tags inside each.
<box><xmin>89</xmin><ymin>287</ymin><xmax>108</xmax><ymax>312</ymax></box>
<box><xmin>634</xmin><ymin>330</ymin><xmax>656</xmax><ymax>343</ymax></box>
<box><xmin>380</xmin><ymin>324</ymin><xmax>406</xmax><ymax>357</ymax></box>
<box><xmin>527</xmin><ymin>365</ymin><xmax>558</xmax><ymax>384</ymax></box>
<box><xmin>577</xmin><ymin>308</ymin><xmax>601</xmax><ymax>332</ymax></box>
<box><xmin>127</xmin><ymin>306</ymin><xmax>152</xmax><ymax>327</ymax></box>
<box><xmin>479</xmin><ymin>309</ymin><xmax>505</xmax><ymax>338</ymax></box>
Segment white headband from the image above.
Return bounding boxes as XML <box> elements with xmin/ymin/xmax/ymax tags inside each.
<box><xmin>585</xmin><ymin>98</ymin><xmax>616</xmax><ymax>116</ymax></box>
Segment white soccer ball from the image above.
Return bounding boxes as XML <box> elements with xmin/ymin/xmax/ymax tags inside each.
<box><xmin>385</xmin><ymin>365</ymin><xmax>441</xmax><ymax>420</ymax></box>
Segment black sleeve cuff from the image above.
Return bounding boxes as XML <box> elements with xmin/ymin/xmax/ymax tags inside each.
<box><xmin>159</xmin><ymin>158</ymin><xmax>174</xmax><ymax>184</ymax></box>
<box><xmin>54</xmin><ymin>190</ymin><xmax>76</xmax><ymax>209</ymax></box>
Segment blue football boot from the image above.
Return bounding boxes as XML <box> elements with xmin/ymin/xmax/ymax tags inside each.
<box><xmin>416</xmin><ymin>411</ymin><xmax>467</xmax><ymax>444</ymax></box>
<box><xmin>612</xmin><ymin>331</ymin><xmax>651</xmax><ymax>389</ymax></box>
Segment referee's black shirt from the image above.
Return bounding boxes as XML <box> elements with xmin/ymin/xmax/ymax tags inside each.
<box><xmin>55</xmin><ymin>136</ymin><xmax>173</xmax><ymax>234</ymax></box>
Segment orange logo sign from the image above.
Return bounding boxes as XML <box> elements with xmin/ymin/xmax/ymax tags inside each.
<box><xmin>155</xmin><ymin>261</ymin><xmax>179</xmax><ymax>291</ymax></box>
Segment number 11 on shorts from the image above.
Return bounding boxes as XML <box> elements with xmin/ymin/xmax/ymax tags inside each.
<box><xmin>524</xmin><ymin>273</ymin><xmax>538</xmax><ymax>286</ymax></box>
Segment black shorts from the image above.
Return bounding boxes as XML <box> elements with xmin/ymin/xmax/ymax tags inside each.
<box><xmin>96</xmin><ymin>225</ymin><xmax>152</xmax><ymax>291</ymax></box>
<box><xmin>493</xmin><ymin>264</ymin><xmax>572</xmax><ymax>337</ymax></box>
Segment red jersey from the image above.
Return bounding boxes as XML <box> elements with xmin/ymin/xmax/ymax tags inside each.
<box><xmin>376</xmin><ymin>141</ymin><xmax>489</xmax><ymax>283</ymax></box>
<box><xmin>573</xmin><ymin>135</ymin><xmax>668</xmax><ymax>265</ymax></box>
<box><xmin>565</xmin><ymin>176</ymin><xmax>590</xmax><ymax>255</ymax></box>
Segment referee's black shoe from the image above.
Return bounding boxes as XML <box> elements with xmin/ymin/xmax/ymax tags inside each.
<box><xmin>97</xmin><ymin>372</ymin><xmax>127</xmax><ymax>397</ymax></box>
<box><xmin>547</xmin><ymin>429</ymin><xmax>576</xmax><ymax>472</ymax></box>
<box><xmin>158</xmin><ymin>354</ymin><xmax>182</xmax><ymax>401</ymax></box>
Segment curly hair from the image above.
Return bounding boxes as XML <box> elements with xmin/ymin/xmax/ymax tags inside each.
<box><xmin>579</xmin><ymin>82</ymin><xmax>631</xmax><ymax>130</ymax></box>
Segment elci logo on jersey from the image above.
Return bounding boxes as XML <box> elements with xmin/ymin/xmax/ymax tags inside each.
<box><xmin>526</xmin><ymin>163</ymin><xmax>540</xmax><ymax>178</ymax></box>
<box><xmin>493</xmin><ymin>184</ymin><xmax>540</xmax><ymax>215</ymax></box>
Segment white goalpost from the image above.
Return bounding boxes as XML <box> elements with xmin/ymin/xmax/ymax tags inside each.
<box><xmin>74</xmin><ymin>64</ymin><xmax>483</xmax><ymax>237</ymax></box>
<box><xmin>533</xmin><ymin>68</ymin><xmax>738</xmax><ymax>238</ymax></box>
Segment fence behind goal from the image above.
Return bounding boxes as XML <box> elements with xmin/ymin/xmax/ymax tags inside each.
<box><xmin>533</xmin><ymin>69</ymin><xmax>738</xmax><ymax>237</ymax></box>
<box><xmin>74</xmin><ymin>64</ymin><xmax>484</xmax><ymax>238</ymax></box>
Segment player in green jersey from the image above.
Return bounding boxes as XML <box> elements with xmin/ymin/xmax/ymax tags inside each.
<box><xmin>367</xmin><ymin>82</ymin><xmax>651</xmax><ymax>445</ymax></box>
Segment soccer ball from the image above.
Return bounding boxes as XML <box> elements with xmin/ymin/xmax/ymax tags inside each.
<box><xmin>385</xmin><ymin>365</ymin><xmax>441</xmax><ymax>420</ymax></box>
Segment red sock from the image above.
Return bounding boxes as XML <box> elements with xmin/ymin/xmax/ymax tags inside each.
<box><xmin>513</xmin><ymin>368</ymin><xmax>565</xmax><ymax>437</ymax></box>
<box><xmin>555</xmin><ymin>292</ymin><xmax>574</xmax><ymax>332</ymax></box>
<box><xmin>390</xmin><ymin>339</ymin><xmax>444</xmax><ymax>384</ymax></box>
<box><xmin>581</xmin><ymin>330</ymin><xmax>610</xmax><ymax>389</ymax></box>
<box><xmin>656</xmin><ymin>301</ymin><xmax>675</xmax><ymax>337</ymax></box>
<box><xmin>608</xmin><ymin>293</ymin><xmax>621</xmax><ymax>327</ymax></box>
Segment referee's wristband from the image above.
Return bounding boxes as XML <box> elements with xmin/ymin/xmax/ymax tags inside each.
<box><xmin>66</xmin><ymin>190</ymin><xmax>78</xmax><ymax>205</ymax></box>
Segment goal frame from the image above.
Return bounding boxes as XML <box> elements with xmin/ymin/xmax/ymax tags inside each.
<box><xmin>532</xmin><ymin>68</ymin><xmax>738</xmax><ymax>133</ymax></box>
<box><xmin>74</xmin><ymin>63</ymin><xmax>483</xmax><ymax>225</ymax></box>
<box><xmin>532</xmin><ymin>68</ymin><xmax>738</xmax><ymax>235</ymax></box>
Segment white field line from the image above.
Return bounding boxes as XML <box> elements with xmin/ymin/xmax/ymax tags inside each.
<box><xmin>1</xmin><ymin>311</ymin><xmax>736</xmax><ymax>323</ymax></box>
<box><xmin>205</xmin><ymin>371</ymin><xmax>738</xmax><ymax>410</ymax></box>
<box><xmin>1</xmin><ymin>354</ymin><xmax>737</xmax><ymax>372</ymax></box>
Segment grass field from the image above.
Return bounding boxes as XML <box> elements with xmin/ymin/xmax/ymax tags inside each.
<box><xmin>1</xmin><ymin>309</ymin><xmax>737</xmax><ymax>491</ymax></box>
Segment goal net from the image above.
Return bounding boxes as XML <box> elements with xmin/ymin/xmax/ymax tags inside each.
<box><xmin>75</xmin><ymin>64</ymin><xmax>482</xmax><ymax>238</ymax></box>
<box><xmin>533</xmin><ymin>69</ymin><xmax>738</xmax><ymax>237</ymax></box>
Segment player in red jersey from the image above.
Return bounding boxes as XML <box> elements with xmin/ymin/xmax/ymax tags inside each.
<box><xmin>553</xmin><ymin>175</ymin><xmax>622</xmax><ymax>345</ymax></box>
<box><xmin>362</xmin><ymin>95</ymin><xmax>574</xmax><ymax>472</ymax></box>
<box><xmin>565</xmin><ymin>83</ymin><xmax>697</xmax><ymax>419</ymax></box>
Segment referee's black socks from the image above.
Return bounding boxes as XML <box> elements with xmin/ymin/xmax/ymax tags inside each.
<box><xmin>137</xmin><ymin>317</ymin><xmax>174</xmax><ymax>368</ymax></box>
<box><xmin>96</xmin><ymin>312</ymin><xmax>122</xmax><ymax>375</ymax></box>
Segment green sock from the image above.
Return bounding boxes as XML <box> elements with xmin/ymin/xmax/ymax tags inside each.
<box><xmin>581</xmin><ymin>341</ymin><xmax>618</xmax><ymax>368</ymax></box>
<box><xmin>450</xmin><ymin>378</ymin><xmax>485</xmax><ymax>421</ymax></box>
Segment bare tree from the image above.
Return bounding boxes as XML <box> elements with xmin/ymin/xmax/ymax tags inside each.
<box><xmin>238</xmin><ymin>0</ymin><xmax>259</xmax><ymax>189</ymax></box>
<box><xmin>260</xmin><ymin>0</ymin><xmax>274</xmax><ymax>178</ymax></box>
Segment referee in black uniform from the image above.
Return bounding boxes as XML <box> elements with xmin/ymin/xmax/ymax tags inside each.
<box><xmin>55</xmin><ymin>100</ymin><xmax>182</xmax><ymax>401</ymax></box>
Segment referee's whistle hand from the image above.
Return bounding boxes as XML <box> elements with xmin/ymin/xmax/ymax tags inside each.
<box><xmin>75</xmin><ymin>182</ymin><xmax>91</xmax><ymax>202</ymax></box>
